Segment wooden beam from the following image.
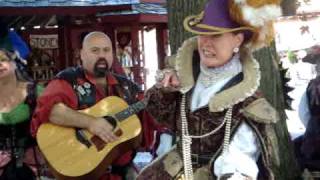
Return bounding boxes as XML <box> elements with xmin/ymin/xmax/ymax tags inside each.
<box><xmin>99</xmin><ymin>15</ymin><xmax>140</xmax><ymax>23</ymax></box>
<box><xmin>139</xmin><ymin>14</ymin><xmax>167</xmax><ymax>23</ymax></box>
<box><xmin>24</xmin><ymin>28</ymin><xmax>58</xmax><ymax>34</ymax></box>
<box><xmin>99</xmin><ymin>14</ymin><xmax>167</xmax><ymax>24</ymax></box>
<box><xmin>0</xmin><ymin>5</ymin><xmax>131</xmax><ymax>16</ymax></box>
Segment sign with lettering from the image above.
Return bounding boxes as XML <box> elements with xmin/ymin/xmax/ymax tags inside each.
<box><xmin>30</xmin><ymin>34</ymin><xmax>58</xmax><ymax>49</ymax></box>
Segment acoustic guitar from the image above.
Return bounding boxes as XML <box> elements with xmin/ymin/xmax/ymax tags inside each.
<box><xmin>36</xmin><ymin>96</ymin><xmax>146</xmax><ymax>180</ymax></box>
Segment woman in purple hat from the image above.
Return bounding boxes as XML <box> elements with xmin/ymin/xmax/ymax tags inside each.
<box><xmin>138</xmin><ymin>0</ymin><xmax>282</xmax><ymax>179</ymax></box>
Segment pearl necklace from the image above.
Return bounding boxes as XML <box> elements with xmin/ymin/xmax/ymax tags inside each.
<box><xmin>181</xmin><ymin>94</ymin><xmax>233</xmax><ymax>180</ymax></box>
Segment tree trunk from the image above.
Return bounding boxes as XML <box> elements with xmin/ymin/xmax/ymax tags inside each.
<box><xmin>168</xmin><ymin>0</ymin><xmax>301</xmax><ymax>179</ymax></box>
<box><xmin>167</xmin><ymin>0</ymin><xmax>207</xmax><ymax>54</ymax></box>
<box><xmin>254</xmin><ymin>45</ymin><xmax>301</xmax><ymax>179</ymax></box>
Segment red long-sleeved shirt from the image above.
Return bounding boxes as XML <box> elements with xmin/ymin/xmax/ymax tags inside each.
<box><xmin>31</xmin><ymin>72</ymin><xmax>119</xmax><ymax>136</ymax></box>
<box><xmin>31</xmin><ymin>71</ymin><xmax>164</xmax><ymax>179</ymax></box>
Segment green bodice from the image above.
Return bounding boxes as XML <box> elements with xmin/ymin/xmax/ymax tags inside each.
<box><xmin>0</xmin><ymin>84</ymin><xmax>44</xmax><ymax>125</ymax></box>
<box><xmin>0</xmin><ymin>103</ymin><xmax>30</xmax><ymax>125</ymax></box>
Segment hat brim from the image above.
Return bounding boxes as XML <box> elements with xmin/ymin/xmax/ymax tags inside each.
<box><xmin>183</xmin><ymin>14</ymin><xmax>256</xmax><ymax>36</ymax></box>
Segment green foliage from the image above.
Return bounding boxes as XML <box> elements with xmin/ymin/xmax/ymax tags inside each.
<box><xmin>287</xmin><ymin>51</ymin><xmax>298</xmax><ymax>64</ymax></box>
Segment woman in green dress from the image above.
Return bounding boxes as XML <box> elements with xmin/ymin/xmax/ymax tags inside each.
<box><xmin>0</xmin><ymin>48</ymin><xmax>49</xmax><ymax>180</ymax></box>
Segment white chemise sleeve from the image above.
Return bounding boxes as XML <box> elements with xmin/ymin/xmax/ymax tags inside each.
<box><xmin>214</xmin><ymin>122</ymin><xmax>261</xmax><ymax>179</ymax></box>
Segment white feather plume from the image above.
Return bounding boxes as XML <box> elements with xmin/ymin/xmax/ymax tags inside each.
<box><xmin>241</xmin><ymin>5</ymin><xmax>281</xmax><ymax>27</ymax></box>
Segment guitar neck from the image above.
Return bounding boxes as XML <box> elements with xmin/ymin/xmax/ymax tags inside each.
<box><xmin>114</xmin><ymin>100</ymin><xmax>146</xmax><ymax>121</ymax></box>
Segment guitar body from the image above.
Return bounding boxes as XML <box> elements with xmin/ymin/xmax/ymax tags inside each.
<box><xmin>36</xmin><ymin>96</ymin><xmax>142</xmax><ymax>180</ymax></box>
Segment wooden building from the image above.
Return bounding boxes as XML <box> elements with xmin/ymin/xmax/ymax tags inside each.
<box><xmin>0</xmin><ymin>0</ymin><xmax>168</xmax><ymax>90</ymax></box>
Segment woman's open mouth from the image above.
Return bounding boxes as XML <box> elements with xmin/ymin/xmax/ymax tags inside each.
<box><xmin>202</xmin><ymin>49</ymin><xmax>216</xmax><ymax>58</ymax></box>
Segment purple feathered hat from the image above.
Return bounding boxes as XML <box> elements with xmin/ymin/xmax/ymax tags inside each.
<box><xmin>183</xmin><ymin>0</ymin><xmax>282</xmax><ymax>49</ymax></box>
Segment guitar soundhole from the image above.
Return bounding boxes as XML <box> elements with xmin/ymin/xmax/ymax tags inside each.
<box><xmin>104</xmin><ymin>116</ymin><xmax>117</xmax><ymax>129</ymax></box>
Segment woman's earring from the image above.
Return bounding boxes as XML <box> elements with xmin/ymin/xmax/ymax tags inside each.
<box><xmin>233</xmin><ymin>47</ymin><xmax>239</xmax><ymax>53</ymax></box>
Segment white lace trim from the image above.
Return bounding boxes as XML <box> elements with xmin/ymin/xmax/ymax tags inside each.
<box><xmin>198</xmin><ymin>53</ymin><xmax>242</xmax><ymax>87</ymax></box>
<box><xmin>211</xmin><ymin>57</ymin><xmax>261</xmax><ymax>112</ymax></box>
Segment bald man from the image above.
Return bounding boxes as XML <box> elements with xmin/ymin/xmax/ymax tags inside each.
<box><xmin>31</xmin><ymin>31</ymin><xmax>145</xmax><ymax>179</ymax></box>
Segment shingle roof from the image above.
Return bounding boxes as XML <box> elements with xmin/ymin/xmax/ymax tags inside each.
<box><xmin>0</xmin><ymin>0</ymin><xmax>140</xmax><ymax>7</ymax></box>
<box><xmin>97</xmin><ymin>3</ymin><xmax>167</xmax><ymax>16</ymax></box>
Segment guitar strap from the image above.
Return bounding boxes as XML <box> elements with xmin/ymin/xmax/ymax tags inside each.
<box><xmin>113</xmin><ymin>83</ymin><xmax>134</xmax><ymax>104</ymax></box>
<box><xmin>112</xmin><ymin>73</ymin><xmax>140</xmax><ymax>105</ymax></box>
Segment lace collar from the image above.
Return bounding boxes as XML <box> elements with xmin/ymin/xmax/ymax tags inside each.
<box><xmin>198</xmin><ymin>53</ymin><xmax>242</xmax><ymax>87</ymax></box>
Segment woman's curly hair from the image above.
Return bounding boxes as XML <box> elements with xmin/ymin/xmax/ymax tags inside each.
<box><xmin>0</xmin><ymin>48</ymin><xmax>33</xmax><ymax>82</ymax></box>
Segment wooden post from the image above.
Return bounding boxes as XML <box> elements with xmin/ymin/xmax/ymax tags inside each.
<box><xmin>103</xmin><ymin>23</ymin><xmax>125</xmax><ymax>75</ymax></box>
<box><xmin>131</xmin><ymin>25</ymin><xmax>147</xmax><ymax>93</ymax></box>
<box><xmin>156</xmin><ymin>24</ymin><xmax>168</xmax><ymax>69</ymax></box>
<box><xmin>57</xmin><ymin>16</ymin><xmax>72</xmax><ymax>70</ymax></box>
<box><xmin>131</xmin><ymin>25</ymin><xmax>140</xmax><ymax>68</ymax></box>
<box><xmin>103</xmin><ymin>23</ymin><xmax>116</xmax><ymax>60</ymax></box>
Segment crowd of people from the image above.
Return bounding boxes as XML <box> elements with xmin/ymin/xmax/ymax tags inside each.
<box><xmin>0</xmin><ymin>0</ymin><xmax>319</xmax><ymax>180</ymax></box>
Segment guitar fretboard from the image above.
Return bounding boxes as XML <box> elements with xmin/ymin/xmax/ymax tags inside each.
<box><xmin>114</xmin><ymin>101</ymin><xmax>146</xmax><ymax>121</ymax></box>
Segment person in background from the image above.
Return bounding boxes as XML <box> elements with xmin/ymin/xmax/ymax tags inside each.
<box><xmin>0</xmin><ymin>19</ymin><xmax>52</xmax><ymax>179</ymax></box>
<box><xmin>0</xmin><ymin>19</ymin><xmax>30</xmax><ymax>80</ymax></box>
<box><xmin>302</xmin><ymin>45</ymin><xmax>320</xmax><ymax>76</ymax></box>
<box><xmin>138</xmin><ymin>0</ymin><xmax>282</xmax><ymax>179</ymax></box>
<box><xmin>0</xmin><ymin>47</ymin><xmax>47</xmax><ymax>179</ymax></box>
<box><xmin>296</xmin><ymin>47</ymin><xmax>320</xmax><ymax>176</ymax></box>
<box><xmin>31</xmin><ymin>31</ymin><xmax>171</xmax><ymax>180</ymax></box>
